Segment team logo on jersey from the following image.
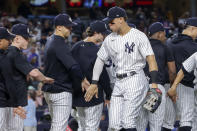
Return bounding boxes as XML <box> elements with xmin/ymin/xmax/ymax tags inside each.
<box><xmin>125</xmin><ymin>42</ymin><xmax>135</xmax><ymax>54</ymax></box>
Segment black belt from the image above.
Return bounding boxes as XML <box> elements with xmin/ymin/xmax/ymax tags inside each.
<box><xmin>116</xmin><ymin>71</ymin><xmax>136</xmax><ymax>79</ymax></box>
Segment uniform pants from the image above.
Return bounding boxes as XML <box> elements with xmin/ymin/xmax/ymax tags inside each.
<box><xmin>44</xmin><ymin>92</ymin><xmax>72</xmax><ymax>131</ymax></box>
<box><xmin>76</xmin><ymin>103</ymin><xmax>103</xmax><ymax>131</ymax></box>
<box><xmin>192</xmin><ymin>86</ymin><xmax>197</xmax><ymax>131</ymax></box>
<box><xmin>108</xmin><ymin>71</ymin><xmax>149</xmax><ymax>130</ymax></box>
<box><xmin>3</xmin><ymin>107</ymin><xmax>24</xmax><ymax>131</ymax></box>
<box><xmin>136</xmin><ymin>84</ymin><xmax>166</xmax><ymax>131</ymax></box>
<box><xmin>0</xmin><ymin>108</ymin><xmax>7</xmax><ymax>129</ymax></box>
<box><xmin>163</xmin><ymin>84</ymin><xmax>194</xmax><ymax>129</ymax></box>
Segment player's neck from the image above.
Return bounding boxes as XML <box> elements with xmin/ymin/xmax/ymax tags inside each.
<box><xmin>11</xmin><ymin>41</ymin><xmax>21</xmax><ymax>50</ymax></box>
<box><xmin>54</xmin><ymin>31</ymin><xmax>65</xmax><ymax>39</ymax></box>
<box><xmin>118</xmin><ymin>24</ymin><xmax>131</xmax><ymax>36</ymax></box>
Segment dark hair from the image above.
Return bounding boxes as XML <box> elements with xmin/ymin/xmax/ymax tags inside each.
<box><xmin>123</xmin><ymin>16</ymin><xmax>128</xmax><ymax>21</ymax></box>
<box><xmin>85</xmin><ymin>27</ymin><xmax>95</xmax><ymax>37</ymax></box>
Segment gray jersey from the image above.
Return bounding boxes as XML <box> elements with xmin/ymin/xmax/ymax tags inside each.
<box><xmin>98</xmin><ymin>28</ymin><xmax>154</xmax><ymax>74</ymax></box>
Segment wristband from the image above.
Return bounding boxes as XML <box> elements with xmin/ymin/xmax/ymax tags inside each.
<box><xmin>91</xmin><ymin>80</ymin><xmax>98</xmax><ymax>85</ymax></box>
<box><xmin>150</xmin><ymin>71</ymin><xmax>159</xmax><ymax>83</ymax></box>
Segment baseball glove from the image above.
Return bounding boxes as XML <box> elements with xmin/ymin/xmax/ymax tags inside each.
<box><xmin>143</xmin><ymin>88</ymin><xmax>162</xmax><ymax>113</ymax></box>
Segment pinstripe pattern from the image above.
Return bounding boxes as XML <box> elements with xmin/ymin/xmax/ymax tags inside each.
<box><xmin>163</xmin><ymin>83</ymin><xmax>194</xmax><ymax>129</ymax></box>
<box><xmin>98</xmin><ymin>28</ymin><xmax>154</xmax><ymax>74</ymax></box>
<box><xmin>44</xmin><ymin>92</ymin><xmax>72</xmax><ymax>131</ymax></box>
<box><xmin>136</xmin><ymin>84</ymin><xmax>166</xmax><ymax>131</ymax></box>
<box><xmin>192</xmin><ymin>85</ymin><xmax>197</xmax><ymax>131</ymax></box>
<box><xmin>4</xmin><ymin>107</ymin><xmax>24</xmax><ymax>131</ymax></box>
<box><xmin>108</xmin><ymin>70</ymin><xmax>149</xmax><ymax>130</ymax></box>
<box><xmin>182</xmin><ymin>52</ymin><xmax>197</xmax><ymax>130</ymax></box>
<box><xmin>98</xmin><ymin>28</ymin><xmax>153</xmax><ymax>130</ymax></box>
<box><xmin>163</xmin><ymin>84</ymin><xmax>177</xmax><ymax>129</ymax></box>
<box><xmin>0</xmin><ymin>108</ymin><xmax>6</xmax><ymax>129</ymax></box>
<box><xmin>76</xmin><ymin>103</ymin><xmax>103</xmax><ymax>131</ymax></box>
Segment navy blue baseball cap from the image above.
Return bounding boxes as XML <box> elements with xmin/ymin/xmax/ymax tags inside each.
<box><xmin>0</xmin><ymin>27</ymin><xmax>15</xmax><ymax>40</ymax></box>
<box><xmin>11</xmin><ymin>24</ymin><xmax>31</xmax><ymax>39</ymax></box>
<box><xmin>90</xmin><ymin>21</ymin><xmax>110</xmax><ymax>35</ymax></box>
<box><xmin>185</xmin><ymin>17</ymin><xmax>197</xmax><ymax>27</ymax></box>
<box><xmin>104</xmin><ymin>6</ymin><xmax>127</xmax><ymax>23</ymax></box>
<box><xmin>148</xmin><ymin>22</ymin><xmax>164</xmax><ymax>36</ymax></box>
<box><xmin>54</xmin><ymin>14</ymin><xmax>77</xmax><ymax>27</ymax></box>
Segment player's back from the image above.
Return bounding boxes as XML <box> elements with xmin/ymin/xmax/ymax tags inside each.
<box><xmin>169</xmin><ymin>34</ymin><xmax>197</xmax><ymax>87</ymax></box>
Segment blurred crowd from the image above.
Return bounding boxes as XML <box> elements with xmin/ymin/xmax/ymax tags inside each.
<box><xmin>0</xmin><ymin>6</ymin><xmax>194</xmax><ymax>131</ymax></box>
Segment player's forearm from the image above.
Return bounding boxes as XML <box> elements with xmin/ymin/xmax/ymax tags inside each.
<box><xmin>172</xmin><ymin>69</ymin><xmax>184</xmax><ymax>88</ymax></box>
<box><xmin>29</xmin><ymin>69</ymin><xmax>46</xmax><ymax>82</ymax></box>
<box><xmin>146</xmin><ymin>55</ymin><xmax>159</xmax><ymax>86</ymax></box>
<box><xmin>92</xmin><ymin>57</ymin><xmax>104</xmax><ymax>84</ymax></box>
<box><xmin>146</xmin><ymin>55</ymin><xmax>158</xmax><ymax>72</ymax></box>
<box><xmin>168</xmin><ymin>61</ymin><xmax>177</xmax><ymax>84</ymax></box>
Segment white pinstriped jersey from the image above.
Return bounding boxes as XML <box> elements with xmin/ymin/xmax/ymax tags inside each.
<box><xmin>98</xmin><ymin>28</ymin><xmax>154</xmax><ymax>74</ymax></box>
<box><xmin>182</xmin><ymin>52</ymin><xmax>197</xmax><ymax>84</ymax></box>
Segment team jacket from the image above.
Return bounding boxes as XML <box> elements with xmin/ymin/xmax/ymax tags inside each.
<box><xmin>71</xmin><ymin>41</ymin><xmax>112</xmax><ymax>107</ymax></box>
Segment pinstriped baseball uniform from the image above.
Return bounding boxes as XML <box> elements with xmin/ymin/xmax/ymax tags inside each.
<box><xmin>163</xmin><ymin>34</ymin><xmax>197</xmax><ymax>130</ymax></box>
<box><xmin>3</xmin><ymin>107</ymin><xmax>24</xmax><ymax>131</ymax></box>
<box><xmin>77</xmin><ymin>103</ymin><xmax>103</xmax><ymax>131</ymax></box>
<box><xmin>98</xmin><ymin>28</ymin><xmax>154</xmax><ymax>130</ymax></box>
<box><xmin>181</xmin><ymin>52</ymin><xmax>197</xmax><ymax>131</ymax></box>
<box><xmin>137</xmin><ymin>84</ymin><xmax>166</xmax><ymax>131</ymax></box>
<box><xmin>193</xmin><ymin>83</ymin><xmax>197</xmax><ymax>131</ymax></box>
<box><xmin>44</xmin><ymin>92</ymin><xmax>72</xmax><ymax>131</ymax></box>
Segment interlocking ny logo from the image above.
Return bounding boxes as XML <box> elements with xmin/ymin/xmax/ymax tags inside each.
<box><xmin>125</xmin><ymin>42</ymin><xmax>135</xmax><ymax>53</ymax></box>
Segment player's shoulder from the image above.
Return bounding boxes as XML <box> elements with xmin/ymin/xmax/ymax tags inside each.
<box><xmin>132</xmin><ymin>28</ymin><xmax>147</xmax><ymax>38</ymax></box>
<box><xmin>104</xmin><ymin>32</ymin><xmax>117</xmax><ymax>41</ymax></box>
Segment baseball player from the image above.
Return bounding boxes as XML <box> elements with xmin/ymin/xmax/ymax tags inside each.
<box><xmin>43</xmin><ymin>14</ymin><xmax>89</xmax><ymax>131</ymax></box>
<box><xmin>0</xmin><ymin>27</ymin><xmax>27</xmax><ymax>129</ymax></box>
<box><xmin>84</xmin><ymin>6</ymin><xmax>159</xmax><ymax>131</ymax></box>
<box><xmin>163</xmin><ymin>17</ymin><xmax>197</xmax><ymax>131</ymax></box>
<box><xmin>0</xmin><ymin>24</ymin><xmax>54</xmax><ymax>131</ymax></box>
<box><xmin>71</xmin><ymin>20</ymin><xmax>112</xmax><ymax>131</ymax></box>
<box><xmin>136</xmin><ymin>22</ymin><xmax>176</xmax><ymax>131</ymax></box>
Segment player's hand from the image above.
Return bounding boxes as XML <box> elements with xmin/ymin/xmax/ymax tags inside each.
<box><xmin>84</xmin><ymin>84</ymin><xmax>98</xmax><ymax>102</ymax></box>
<box><xmin>167</xmin><ymin>86</ymin><xmax>177</xmax><ymax>103</ymax></box>
<box><xmin>81</xmin><ymin>78</ymin><xmax>90</xmax><ymax>92</ymax></box>
<box><xmin>151</xmin><ymin>83</ymin><xmax>158</xmax><ymax>88</ymax></box>
<box><xmin>13</xmin><ymin>106</ymin><xmax>26</xmax><ymax>119</ymax></box>
<box><xmin>42</xmin><ymin>77</ymin><xmax>54</xmax><ymax>84</ymax></box>
<box><xmin>104</xmin><ymin>100</ymin><xmax>110</xmax><ymax>107</ymax></box>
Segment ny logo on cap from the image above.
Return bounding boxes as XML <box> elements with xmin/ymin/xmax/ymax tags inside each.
<box><xmin>107</xmin><ymin>11</ymin><xmax>109</xmax><ymax>17</ymax></box>
<box><xmin>69</xmin><ymin>17</ymin><xmax>72</xmax><ymax>22</ymax></box>
<box><xmin>125</xmin><ymin>42</ymin><xmax>135</xmax><ymax>54</ymax></box>
<box><xmin>27</xmin><ymin>28</ymin><xmax>30</xmax><ymax>34</ymax></box>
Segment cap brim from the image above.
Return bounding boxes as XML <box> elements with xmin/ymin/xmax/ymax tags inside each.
<box><xmin>8</xmin><ymin>34</ymin><xmax>16</xmax><ymax>39</ymax></box>
<box><xmin>66</xmin><ymin>22</ymin><xmax>78</xmax><ymax>27</ymax></box>
<box><xmin>102</xmin><ymin>17</ymin><xmax>114</xmax><ymax>24</ymax></box>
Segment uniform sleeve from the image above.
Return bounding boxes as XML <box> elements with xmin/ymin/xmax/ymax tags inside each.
<box><xmin>56</xmin><ymin>43</ymin><xmax>78</xmax><ymax>70</ymax></box>
<box><xmin>182</xmin><ymin>52</ymin><xmax>197</xmax><ymax>73</ymax></box>
<box><xmin>97</xmin><ymin>40</ymin><xmax>110</xmax><ymax>61</ymax></box>
<box><xmin>14</xmin><ymin>52</ymin><xmax>35</xmax><ymax>75</ymax></box>
<box><xmin>138</xmin><ymin>33</ymin><xmax>154</xmax><ymax>59</ymax></box>
<box><xmin>165</xmin><ymin>44</ymin><xmax>174</xmax><ymax>62</ymax></box>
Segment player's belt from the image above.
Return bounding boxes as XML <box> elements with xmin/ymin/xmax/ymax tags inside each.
<box><xmin>116</xmin><ymin>71</ymin><xmax>136</xmax><ymax>79</ymax></box>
